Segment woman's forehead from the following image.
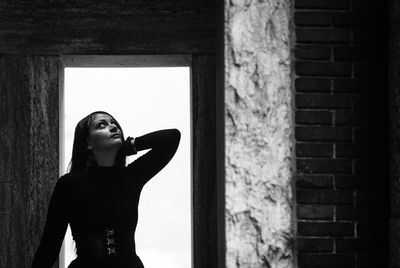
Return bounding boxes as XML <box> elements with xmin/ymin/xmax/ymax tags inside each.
<box><xmin>92</xmin><ymin>113</ymin><xmax>114</xmax><ymax>123</ymax></box>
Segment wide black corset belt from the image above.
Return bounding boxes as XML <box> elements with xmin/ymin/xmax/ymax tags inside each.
<box><xmin>75</xmin><ymin>226</ymin><xmax>134</xmax><ymax>259</ymax></box>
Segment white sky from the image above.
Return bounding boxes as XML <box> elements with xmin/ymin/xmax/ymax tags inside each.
<box><xmin>61</xmin><ymin>67</ymin><xmax>191</xmax><ymax>268</ymax></box>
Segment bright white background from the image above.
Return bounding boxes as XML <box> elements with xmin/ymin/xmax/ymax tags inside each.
<box><xmin>61</xmin><ymin>67</ymin><xmax>192</xmax><ymax>268</ymax></box>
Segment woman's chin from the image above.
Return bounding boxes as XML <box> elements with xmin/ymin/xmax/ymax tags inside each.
<box><xmin>113</xmin><ymin>139</ymin><xmax>123</xmax><ymax>147</ymax></box>
<box><xmin>105</xmin><ymin>139</ymin><xmax>123</xmax><ymax>149</ymax></box>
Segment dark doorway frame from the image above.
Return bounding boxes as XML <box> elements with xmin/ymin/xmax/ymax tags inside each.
<box><xmin>59</xmin><ymin>54</ymin><xmax>194</xmax><ymax>268</ymax></box>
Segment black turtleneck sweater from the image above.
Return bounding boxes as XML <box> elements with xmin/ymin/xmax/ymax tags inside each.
<box><xmin>31</xmin><ymin>128</ymin><xmax>181</xmax><ymax>268</ymax></box>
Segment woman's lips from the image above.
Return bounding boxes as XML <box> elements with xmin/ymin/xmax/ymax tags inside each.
<box><xmin>110</xmin><ymin>133</ymin><xmax>120</xmax><ymax>138</ymax></box>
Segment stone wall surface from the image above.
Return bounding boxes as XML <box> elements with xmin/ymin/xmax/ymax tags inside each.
<box><xmin>225</xmin><ymin>0</ymin><xmax>294</xmax><ymax>267</ymax></box>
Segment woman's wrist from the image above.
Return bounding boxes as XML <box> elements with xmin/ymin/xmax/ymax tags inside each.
<box><xmin>123</xmin><ymin>136</ymin><xmax>138</xmax><ymax>155</ymax></box>
<box><xmin>130</xmin><ymin>137</ymin><xmax>138</xmax><ymax>154</ymax></box>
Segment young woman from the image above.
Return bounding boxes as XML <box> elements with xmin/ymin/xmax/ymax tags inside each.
<box><xmin>31</xmin><ymin>111</ymin><xmax>181</xmax><ymax>268</ymax></box>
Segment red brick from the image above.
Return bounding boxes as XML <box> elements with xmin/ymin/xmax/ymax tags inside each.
<box><xmin>296</xmin><ymin>175</ymin><xmax>334</xmax><ymax>189</ymax></box>
<box><xmin>332</xmin><ymin>12</ymin><xmax>373</xmax><ymax>27</ymax></box>
<box><xmin>353</xmin><ymin>28</ymin><xmax>380</xmax><ymax>44</ymax></box>
<box><xmin>336</xmin><ymin>205</ymin><xmax>370</xmax><ymax>220</ymax></box>
<box><xmin>297</xmin><ymin>238</ymin><xmax>334</xmax><ymax>252</ymax></box>
<box><xmin>297</xmin><ymin>158</ymin><xmax>353</xmax><ymax>174</ymax></box>
<box><xmin>354</xmin><ymin>127</ymin><xmax>374</xmax><ymax>141</ymax></box>
<box><xmin>335</xmin><ymin>111</ymin><xmax>374</xmax><ymax>125</ymax></box>
<box><xmin>335</xmin><ymin>175</ymin><xmax>375</xmax><ymax>189</ymax></box>
<box><xmin>334</xmin><ymin>45</ymin><xmax>380</xmax><ymax>61</ymax></box>
<box><xmin>355</xmin><ymin>191</ymin><xmax>377</xmax><ymax>205</ymax></box>
<box><xmin>296</xmin><ymin>110</ymin><xmax>333</xmax><ymax>125</ymax></box>
<box><xmin>297</xmin><ymin>204</ymin><xmax>334</xmax><ymax>220</ymax></box>
<box><xmin>296</xmin><ymin>45</ymin><xmax>331</xmax><ymax>60</ymax></box>
<box><xmin>298</xmin><ymin>253</ymin><xmax>354</xmax><ymax>266</ymax></box>
<box><xmin>357</xmin><ymin>221</ymin><xmax>374</xmax><ymax>237</ymax></box>
<box><xmin>296</xmin><ymin>94</ymin><xmax>352</xmax><ymax>109</ymax></box>
<box><xmin>295</xmin><ymin>0</ymin><xmax>349</xmax><ymax>10</ymax></box>
<box><xmin>296</xmin><ymin>61</ymin><xmax>352</xmax><ymax>77</ymax></box>
<box><xmin>335</xmin><ymin>142</ymin><xmax>375</xmax><ymax>157</ymax></box>
<box><xmin>297</xmin><ymin>143</ymin><xmax>333</xmax><ymax>157</ymax></box>
<box><xmin>336</xmin><ymin>238</ymin><xmax>374</xmax><ymax>252</ymax></box>
<box><xmin>296</xmin><ymin>28</ymin><xmax>351</xmax><ymax>44</ymax></box>
<box><xmin>352</xmin><ymin>0</ymin><xmax>374</xmax><ymax>11</ymax></box>
<box><xmin>296</xmin><ymin>78</ymin><xmax>331</xmax><ymax>92</ymax></box>
<box><xmin>295</xmin><ymin>11</ymin><xmax>332</xmax><ymax>26</ymax></box>
<box><xmin>297</xmin><ymin>221</ymin><xmax>354</xmax><ymax>236</ymax></box>
<box><xmin>356</xmin><ymin>252</ymin><xmax>380</xmax><ymax>267</ymax></box>
<box><xmin>354</xmin><ymin>159</ymin><xmax>379</xmax><ymax>174</ymax></box>
<box><xmin>333</xmin><ymin>78</ymin><xmax>377</xmax><ymax>93</ymax></box>
<box><xmin>296</xmin><ymin>126</ymin><xmax>352</xmax><ymax>141</ymax></box>
<box><xmin>354</xmin><ymin>62</ymin><xmax>378</xmax><ymax>77</ymax></box>
<box><xmin>297</xmin><ymin>189</ymin><xmax>353</xmax><ymax>204</ymax></box>
<box><xmin>353</xmin><ymin>94</ymin><xmax>376</xmax><ymax>109</ymax></box>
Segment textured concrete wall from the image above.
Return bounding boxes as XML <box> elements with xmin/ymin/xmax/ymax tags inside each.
<box><xmin>225</xmin><ymin>0</ymin><xmax>294</xmax><ymax>267</ymax></box>
<box><xmin>0</xmin><ymin>1</ymin><xmax>214</xmax><ymax>55</ymax></box>
<box><xmin>0</xmin><ymin>56</ymin><xmax>60</xmax><ymax>268</ymax></box>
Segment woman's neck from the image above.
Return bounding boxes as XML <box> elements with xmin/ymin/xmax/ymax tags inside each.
<box><xmin>92</xmin><ymin>150</ymin><xmax>118</xmax><ymax>167</ymax></box>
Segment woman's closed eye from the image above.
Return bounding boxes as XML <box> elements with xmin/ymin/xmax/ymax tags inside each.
<box><xmin>97</xmin><ymin>122</ymin><xmax>106</xmax><ymax>128</ymax></box>
<box><xmin>96</xmin><ymin>121</ymin><xmax>118</xmax><ymax>129</ymax></box>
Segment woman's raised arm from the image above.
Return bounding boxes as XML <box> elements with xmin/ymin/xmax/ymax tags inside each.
<box><xmin>31</xmin><ymin>176</ymin><xmax>69</xmax><ymax>268</ymax></box>
<box><xmin>124</xmin><ymin>128</ymin><xmax>181</xmax><ymax>188</ymax></box>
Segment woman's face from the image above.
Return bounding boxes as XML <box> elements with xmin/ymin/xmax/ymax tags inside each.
<box><xmin>86</xmin><ymin>113</ymin><xmax>123</xmax><ymax>151</ymax></box>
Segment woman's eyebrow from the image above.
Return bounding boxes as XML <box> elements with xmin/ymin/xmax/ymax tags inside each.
<box><xmin>93</xmin><ymin>119</ymin><xmax>108</xmax><ymax>125</ymax></box>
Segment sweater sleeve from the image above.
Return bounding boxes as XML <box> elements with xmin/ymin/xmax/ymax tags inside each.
<box><xmin>31</xmin><ymin>176</ymin><xmax>69</xmax><ymax>268</ymax></box>
<box><xmin>125</xmin><ymin>128</ymin><xmax>181</xmax><ymax>188</ymax></box>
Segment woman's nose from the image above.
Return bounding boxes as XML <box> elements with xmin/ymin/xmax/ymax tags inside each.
<box><xmin>109</xmin><ymin>124</ymin><xmax>118</xmax><ymax>132</ymax></box>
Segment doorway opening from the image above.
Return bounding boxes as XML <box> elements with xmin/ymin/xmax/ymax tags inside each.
<box><xmin>59</xmin><ymin>56</ymin><xmax>192</xmax><ymax>268</ymax></box>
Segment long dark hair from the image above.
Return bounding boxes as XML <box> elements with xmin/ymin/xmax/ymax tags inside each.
<box><xmin>66</xmin><ymin>111</ymin><xmax>127</xmax><ymax>173</ymax></box>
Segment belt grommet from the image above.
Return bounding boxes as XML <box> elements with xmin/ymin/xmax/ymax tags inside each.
<box><xmin>107</xmin><ymin>246</ymin><xmax>116</xmax><ymax>255</ymax></box>
<box><xmin>106</xmin><ymin>228</ymin><xmax>115</xmax><ymax>237</ymax></box>
<box><xmin>106</xmin><ymin>238</ymin><xmax>115</xmax><ymax>245</ymax></box>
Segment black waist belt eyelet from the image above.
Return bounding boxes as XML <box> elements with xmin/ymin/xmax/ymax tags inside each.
<box><xmin>77</xmin><ymin>227</ymin><xmax>119</xmax><ymax>259</ymax></box>
<box><xmin>105</xmin><ymin>227</ymin><xmax>116</xmax><ymax>256</ymax></box>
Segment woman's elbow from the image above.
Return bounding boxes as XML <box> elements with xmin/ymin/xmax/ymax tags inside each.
<box><xmin>171</xmin><ymin>128</ymin><xmax>181</xmax><ymax>147</ymax></box>
<box><xmin>172</xmin><ymin>128</ymin><xmax>181</xmax><ymax>140</ymax></box>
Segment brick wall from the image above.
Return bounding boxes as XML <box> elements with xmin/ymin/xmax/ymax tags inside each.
<box><xmin>294</xmin><ymin>0</ymin><xmax>389</xmax><ymax>267</ymax></box>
